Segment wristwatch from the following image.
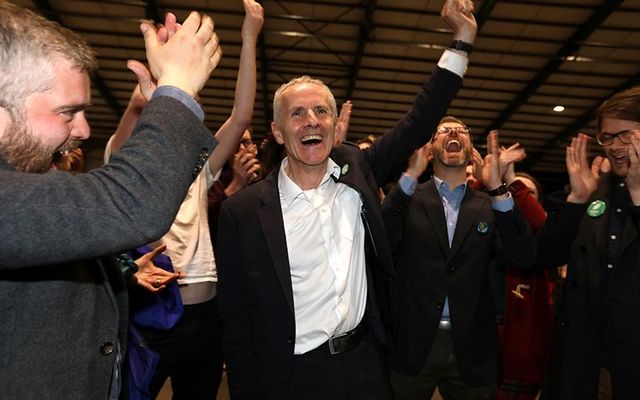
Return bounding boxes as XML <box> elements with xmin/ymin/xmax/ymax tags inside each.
<box><xmin>449</xmin><ymin>40</ymin><xmax>473</xmax><ymax>54</ymax></box>
<box><xmin>487</xmin><ymin>183</ymin><xmax>508</xmax><ymax>197</ymax></box>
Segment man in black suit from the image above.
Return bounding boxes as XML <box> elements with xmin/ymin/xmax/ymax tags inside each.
<box><xmin>216</xmin><ymin>1</ymin><xmax>477</xmax><ymax>399</ymax></box>
<box><xmin>0</xmin><ymin>3</ymin><xmax>221</xmax><ymax>399</ymax></box>
<box><xmin>382</xmin><ymin>119</ymin><xmax>537</xmax><ymax>399</ymax></box>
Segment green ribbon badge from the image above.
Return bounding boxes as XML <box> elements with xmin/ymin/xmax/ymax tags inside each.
<box><xmin>476</xmin><ymin>221</ymin><xmax>489</xmax><ymax>234</ymax></box>
<box><xmin>341</xmin><ymin>164</ymin><xmax>350</xmax><ymax>176</ymax></box>
<box><xmin>587</xmin><ymin>200</ymin><xmax>606</xmax><ymax>218</ymax></box>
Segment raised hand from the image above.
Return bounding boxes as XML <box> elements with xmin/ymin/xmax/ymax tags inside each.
<box><xmin>334</xmin><ymin>100</ymin><xmax>352</xmax><ymax>145</ymax></box>
<box><xmin>141</xmin><ymin>11</ymin><xmax>222</xmax><ymax>98</ymax></box>
<box><xmin>441</xmin><ymin>0</ymin><xmax>477</xmax><ymax>44</ymax></box>
<box><xmin>470</xmin><ymin>147</ymin><xmax>484</xmax><ymax>183</ymax></box>
<box><xmin>626</xmin><ymin>131</ymin><xmax>640</xmax><ymax>205</ymax></box>
<box><xmin>406</xmin><ymin>142</ymin><xmax>432</xmax><ymax>180</ymax></box>
<box><xmin>566</xmin><ymin>134</ymin><xmax>600</xmax><ymax>203</ymax></box>
<box><xmin>481</xmin><ymin>130</ymin><xmax>503</xmax><ymax>190</ymax></box>
<box><xmin>133</xmin><ymin>244</ymin><xmax>183</xmax><ymax>292</ymax></box>
<box><xmin>499</xmin><ymin>142</ymin><xmax>526</xmax><ymax>184</ymax></box>
<box><xmin>242</xmin><ymin>0</ymin><xmax>264</xmax><ymax>42</ymax></box>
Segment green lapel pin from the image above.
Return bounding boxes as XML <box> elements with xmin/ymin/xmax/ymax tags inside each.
<box><xmin>341</xmin><ymin>164</ymin><xmax>349</xmax><ymax>176</ymax></box>
<box><xmin>476</xmin><ymin>221</ymin><xmax>489</xmax><ymax>234</ymax></box>
<box><xmin>587</xmin><ymin>200</ymin><xmax>606</xmax><ymax>218</ymax></box>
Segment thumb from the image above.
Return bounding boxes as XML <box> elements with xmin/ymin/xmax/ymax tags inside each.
<box><xmin>127</xmin><ymin>60</ymin><xmax>154</xmax><ymax>100</ymax></box>
<box><xmin>140</xmin><ymin>22</ymin><xmax>159</xmax><ymax>52</ymax></box>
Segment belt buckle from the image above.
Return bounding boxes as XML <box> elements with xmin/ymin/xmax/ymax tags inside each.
<box><xmin>328</xmin><ymin>331</ymin><xmax>348</xmax><ymax>355</ymax></box>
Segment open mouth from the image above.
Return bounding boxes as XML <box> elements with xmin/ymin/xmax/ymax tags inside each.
<box><xmin>301</xmin><ymin>134</ymin><xmax>323</xmax><ymax>146</ymax></box>
<box><xmin>609</xmin><ymin>152</ymin><xmax>628</xmax><ymax>164</ymax></box>
<box><xmin>445</xmin><ymin>139</ymin><xmax>462</xmax><ymax>153</ymax></box>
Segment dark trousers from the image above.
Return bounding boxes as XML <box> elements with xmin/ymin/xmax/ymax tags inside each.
<box><xmin>139</xmin><ymin>297</ymin><xmax>223</xmax><ymax>400</ymax></box>
<box><xmin>288</xmin><ymin>333</ymin><xmax>393</xmax><ymax>400</ymax></box>
<box><xmin>391</xmin><ymin>328</ymin><xmax>497</xmax><ymax>400</ymax></box>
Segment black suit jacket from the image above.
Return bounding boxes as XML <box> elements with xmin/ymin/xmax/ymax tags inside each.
<box><xmin>382</xmin><ymin>179</ymin><xmax>536</xmax><ymax>386</ymax></box>
<box><xmin>542</xmin><ymin>174</ymin><xmax>640</xmax><ymax>398</ymax></box>
<box><xmin>216</xmin><ymin>67</ymin><xmax>462</xmax><ymax>400</ymax></box>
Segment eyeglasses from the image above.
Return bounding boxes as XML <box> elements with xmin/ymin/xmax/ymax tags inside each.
<box><xmin>435</xmin><ymin>126</ymin><xmax>470</xmax><ymax>136</ymax></box>
<box><xmin>240</xmin><ymin>138</ymin><xmax>254</xmax><ymax>147</ymax></box>
<box><xmin>596</xmin><ymin>129</ymin><xmax>637</xmax><ymax>146</ymax></box>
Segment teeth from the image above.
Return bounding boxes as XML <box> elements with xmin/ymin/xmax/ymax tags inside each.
<box><xmin>301</xmin><ymin>134</ymin><xmax>322</xmax><ymax>144</ymax></box>
<box><xmin>445</xmin><ymin>139</ymin><xmax>462</xmax><ymax>152</ymax></box>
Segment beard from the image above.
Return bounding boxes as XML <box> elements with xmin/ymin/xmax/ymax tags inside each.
<box><xmin>0</xmin><ymin>113</ymin><xmax>80</xmax><ymax>173</ymax></box>
<box><xmin>433</xmin><ymin>146</ymin><xmax>472</xmax><ymax>168</ymax></box>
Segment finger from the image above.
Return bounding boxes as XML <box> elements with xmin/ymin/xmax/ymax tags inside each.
<box><xmin>210</xmin><ymin>45</ymin><xmax>223</xmax><ymax>70</ymax></box>
<box><xmin>146</xmin><ymin>244</ymin><xmax>167</xmax><ymax>260</ymax></box>
<box><xmin>164</xmin><ymin>12</ymin><xmax>178</xmax><ymax>39</ymax></box>
<box><xmin>591</xmin><ymin>156</ymin><xmax>604</xmax><ymax>176</ymax></box>
<box><xmin>140</xmin><ymin>22</ymin><xmax>159</xmax><ymax>51</ymax></box>
<box><xmin>127</xmin><ymin>60</ymin><xmax>154</xmax><ymax>100</ymax></box>
<box><xmin>181</xmin><ymin>11</ymin><xmax>202</xmax><ymax>36</ymax></box>
<box><xmin>601</xmin><ymin>157</ymin><xmax>612</xmax><ymax>173</ymax></box>
<box><xmin>195</xmin><ymin>14</ymin><xmax>214</xmax><ymax>43</ymax></box>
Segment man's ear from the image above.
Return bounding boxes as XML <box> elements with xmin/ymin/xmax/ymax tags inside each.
<box><xmin>271</xmin><ymin>121</ymin><xmax>285</xmax><ymax>145</ymax></box>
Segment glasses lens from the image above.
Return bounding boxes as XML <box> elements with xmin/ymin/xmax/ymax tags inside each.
<box><xmin>596</xmin><ymin>133</ymin><xmax>611</xmax><ymax>145</ymax></box>
<box><xmin>618</xmin><ymin>131</ymin><xmax>633</xmax><ymax>144</ymax></box>
<box><xmin>438</xmin><ymin>126</ymin><xmax>469</xmax><ymax>136</ymax></box>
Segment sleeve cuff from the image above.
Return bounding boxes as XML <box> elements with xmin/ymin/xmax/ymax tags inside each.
<box><xmin>437</xmin><ymin>50</ymin><xmax>468</xmax><ymax>78</ymax></box>
<box><xmin>399</xmin><ymin>173</ymin><xmax>417</xmax><ymax>195</ymax></box>
<box><xmin>492</xmin><ymin>192</ymin><xmax>514</xmax><ymax>212</ymax></box>
<box><xmin>153</xmin><ymin>85</ymin><xmax>205</xmax><ymax>122</ymax></box>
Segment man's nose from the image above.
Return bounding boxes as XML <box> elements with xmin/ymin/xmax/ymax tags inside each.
<box><xmin>72</xmin><ymin>113</ymin><xmax>91</xmax><ymax>140</ymax></box>
<box><xmin>304</xmin><ymin>110</ymin><xmax>319</xmax><ymax>127</ymax></box>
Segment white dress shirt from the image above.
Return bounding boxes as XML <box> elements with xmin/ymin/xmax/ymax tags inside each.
<box><xmin>278</xmin><ymin>157</ymin><xmax>367</xmax><ymax>354</ymax></box>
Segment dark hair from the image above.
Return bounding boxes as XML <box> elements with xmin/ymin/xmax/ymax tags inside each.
<box><xmin>597</xmin><ymin>86</ymin><xmax>640</xmax><ymax>130</ymax></box>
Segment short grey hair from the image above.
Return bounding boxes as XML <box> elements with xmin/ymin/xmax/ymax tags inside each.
<box><xmin>0</xmin><ymin>2</ymin><xmax>97</xmax><ymax>112</ymax></box>
<box><xmin>272</xmin><ymin>76</ymin><xmax>337</xmax><ymax>125</ymax></box>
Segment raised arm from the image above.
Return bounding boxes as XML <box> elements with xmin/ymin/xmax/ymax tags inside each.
<box><xmin>207</xmin><ymin>0</ymin><xmax>263</xmax><ymax>177</ymax></box>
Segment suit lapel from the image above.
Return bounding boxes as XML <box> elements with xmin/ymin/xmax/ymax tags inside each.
<box><xmin>257</xmin><ymin>174</ymin><xmax>295</xmax><ymax>315</ymax></box>
<box><xmin>449</xmin><ymin>189</ymin><xmax>485</xmax><ymax>262</ymax></box>
<box><xmin>584</xmin><ymin>174</ymin><xmax>613</xmax><ymax>258</ymax></box>
<box><xmin>420</xmin><ymin>181</ymin><xmax>450</xmax><ymax>256</ymax></box>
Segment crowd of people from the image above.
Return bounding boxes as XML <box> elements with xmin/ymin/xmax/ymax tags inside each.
<box><xmin>1</xmin><ymin>0</ymin><xmax>639</xmax><ymax>399</ymax></box>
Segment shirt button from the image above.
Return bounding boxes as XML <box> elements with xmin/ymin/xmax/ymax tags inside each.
<box><xmin>617</xmin><ymin>208</ymin><xmax>622</xmax><ymax>213</ymax></box>
<box><xmin>607</xmin><ymin>264</ymin><xmax>613</xmax><ymax>269</ymax></box>
<box><xmin>611</xmin><ymin>235</ymin><xmax>617</xmax><ymax>240</ymax></box>
<box><xmin>100</xmin><ymin>342</ymin><xmax>114</xmax><ymax>356</ymax></box>
<box><xmin>620</xmin><ymin>182</ymin><xmax>625</xmax><ymax>187</ymax></box>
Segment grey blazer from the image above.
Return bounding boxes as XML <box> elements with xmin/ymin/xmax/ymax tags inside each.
<box><xmin>0</xmin><ymin>96</ymin><xmax>216</xmax><ymax>399</ymax></box>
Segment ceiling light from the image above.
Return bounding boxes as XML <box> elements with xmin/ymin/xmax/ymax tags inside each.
<box><xmin>553</xmin><ymin>105</ymin><xmax>565</xmax><ymax>113</ymax></box>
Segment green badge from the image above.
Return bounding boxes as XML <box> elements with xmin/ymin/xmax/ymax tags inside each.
<box><xmin>477</xmin><ymin>221</ymin><xmax>489</xmax><ymax>234</ymax></box>
<box><xmin>587</xmin><ymin>200</ymin><xmax>606</xmax><ymax>218</ymax></box>
<box><xmin>341</xmin><ymin>164</ymin><xmax>350</xmax><ymax>176</ymax></box>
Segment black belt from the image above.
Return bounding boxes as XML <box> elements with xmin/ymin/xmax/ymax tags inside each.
<box><xmin>325</xmin><ymin>320</ymin><xmax>368</xmax><ymax>355</ymax></box>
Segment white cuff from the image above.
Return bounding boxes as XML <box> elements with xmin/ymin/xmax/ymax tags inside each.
<box><xmin>437</xmin><ymin>50</ymin><xmax>468</xmax><ymax>78</ymax></box>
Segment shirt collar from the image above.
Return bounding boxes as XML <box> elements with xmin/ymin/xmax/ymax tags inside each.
<box><xmin>433</xmin><ymin>174</ymin><xmax>467</xmax><ymax>194</ymax></box>
<box><xmin>278</xmin><ymin>157</ymin><xmax>341</xmax><ymax>206</ymax></box>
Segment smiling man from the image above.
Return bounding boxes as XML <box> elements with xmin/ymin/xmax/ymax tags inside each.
<box><xmin>215</xmin><ymin>1</ymin><xmax>477</xmax><ymax>399</ymax></box>
<box><xmin>539</xmin><ymin>86</ymin><xmax>640</xmax><ymax>398</ymax></box>
<box><xmin>0</xmin><ymin>3</ymin><xmax>221</xmax><ymax>399</ymax></box>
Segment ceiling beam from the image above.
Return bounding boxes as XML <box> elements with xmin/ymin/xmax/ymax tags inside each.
<box><xmin>481</xmin><ymin>0</ymin><xmax>625</xmax><ymax>141</ymax></box>
<box><xmin>522</xmin><ymin>71</ymin><xmax>640</xmax><ymax>170</ymax></box>
<box><xmin>345</xmin><ymin>0</ymin><xmax>377</xmax><ymax>100</ymax></box>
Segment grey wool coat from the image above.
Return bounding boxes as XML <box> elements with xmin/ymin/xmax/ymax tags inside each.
<box><xmin>0</xmin><ymin>96</ymin><xmax>216</xmax><ymax>400</ymax></box>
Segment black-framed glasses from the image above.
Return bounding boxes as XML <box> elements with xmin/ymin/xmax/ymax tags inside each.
<box><xmin>596</xmin><ymin>129</ymin><xmax>637</xmax><ymax>146</ymax></box>
<box><xmin>436</xmin><ymin>126</ymin><xmax>470</xmax><ymax>136</ymax></box>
